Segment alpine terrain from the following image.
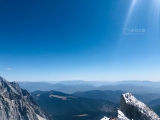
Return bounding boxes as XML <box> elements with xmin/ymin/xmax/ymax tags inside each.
<box><xmin>0</xmin><ymin>76</ymin><xmax>48</xmax><ymax>120</ymax></box>
<box><xmin>101</xmin><ymin>93</ymin><xmax>160</xmax><ymax>120</ymax></box>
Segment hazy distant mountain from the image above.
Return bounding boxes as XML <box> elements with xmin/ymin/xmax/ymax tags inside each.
<box><xmin>116</xmin><ymin>80</ymin><xmax>160</xmax><ymax>88</ymax></box>
<box><xmin>31</xmin><ymin>90</ymin><xmax>118</xmax><ymax>120</ymax></box>
<box><xmin>18</xmin><ymin>82</ymin><xmax>66</xmax><ymax>92</ymax></box>
<box><xmin>98</xmin><ymin>84</ymin><xmax>160</xmax><ymax>94</ymax></box>
<box><xmin>18</xmin><ymin>82</ymin><xmax>96</xmax><ymax>93</ymax></box>
<box><xmin>73</xmin><ymin>90</ymin><xmax>125</xmax><ymax>102</ymax></box>
<box><xmin>56</xmin><ymin>80</ymin><xmax>115</xmax><ymax>86</ymax></box>
<box><xmin>0</xmin><ymin>76</ymin><xmax>48</xmax><ymax>120</ymax></box>
<box><xmin>73</xmin><ymin>90</ymin><xmax>160</xmax><ymax>104</ymax></box>
<box><xmin>18</xmin><ymin>81</ymin><xmax>160</xmax><ymax>94</ymax></box>
<box><xmin>50</xmin><ymin>80</ymin><xmax>160</xmax><ymax>87</ymax></box>
<box><xmin>57</xmin><ymin>84</ymin><xmax>96</xmax><ymax>93</ymax></box>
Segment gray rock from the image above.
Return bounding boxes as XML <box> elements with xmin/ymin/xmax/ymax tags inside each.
<box><xmin>0</xmin><ymin>76</ymin><xmax>48</xmax><ymax>120</ymax></box>
<box><xmin>120</xmin><ymin>93</ymin><xmax>160</xmax><ymax>120</ymax></box>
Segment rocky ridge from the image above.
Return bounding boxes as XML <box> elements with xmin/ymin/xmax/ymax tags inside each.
<box><xmin>0</xmin><ymin>76</ymin><xmax>48</xmax><ymax>120</ymax></box>
<box><xmin>101</xmin><ymin>93</ymin><xmax>160</xmax><ymax>120</ymax></box>
<box><xmin>120</xmin><ymin>93</ymin><xmax>160</xmax><ymax>120</ymax></box>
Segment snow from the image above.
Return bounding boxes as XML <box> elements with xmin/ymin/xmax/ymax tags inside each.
<box><xmin>73</xmin><ymin>114</ymin><xmax>89</xmax><ymax>117</ymax></box>
<box><xmin>49</xmin><ymin>94</ymin><xmax>67</xmax><ymax>100</ymax></box>
<box><xmin>100</xmin><ymin>116</ymin><xmax>109</xmax><ymax>120</ymax></box>
<box><xmin>123</xmin><ymin>93</ymin><xmax>145</xmax><ymax>109</ymax></box>
<box><xmin>100</xmin><ymin>110</ymin><xmax>129</xmax><ymax>120</ymax></box>
<box><xmin>117</xmin><ymin>110</ymin><xmax>129</xmax><ymax>120</ymax></box>
<box><xmin>36</xmin><ymin>114</ymin><xmax>46</xmax><ymax>120</ymax></box>
<box><xmin>36</xmin><ymin>94</ymin><xmax>41</xmax><ymax>97</ymax></box>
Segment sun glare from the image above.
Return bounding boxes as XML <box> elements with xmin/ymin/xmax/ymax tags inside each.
<box><xmin>124</xmin><ymin>0</ymin><xmax>138</xmax><ymax>27</ymax></box>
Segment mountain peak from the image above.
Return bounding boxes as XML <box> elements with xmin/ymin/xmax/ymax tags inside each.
<box><xmin>0</xmin><ymin>76</ymin><xmax>24</xmax><ymax>97</ymax></box>
<box><xmin>120</xmin><ymin>93</ymin><xmax>160</xmax><ymax>120</ymax></box>
<box><xmin>0</xmin><ymin>76</ymin><xmax>48</xmax><ymax>120</ymax></box>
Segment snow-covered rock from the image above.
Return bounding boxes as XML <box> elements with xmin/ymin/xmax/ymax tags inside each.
<box><xmin>100</xmin><ymin>110</ymin><xmax>129</xmax><ymax>120</ymax></box>
<box><xmin>120</xmin><ymin>93</ymin><xmax>160</xmax><ymax>120</ymax></box>
<box><xmin>0</xmin><ymin>76</ymin><xmax>47</xmax><ymax>120</ymax></box>
<box><xmin>117</xmin><ymin>110</ymin><xmax>129</xmax><ymax>120</ymax></box>
<box><xmin>101</xmin><ymin>92</ymin><xmax>160</xmax><ymax>120</ymax></box>
<box><xmin>100</xmin><ymin>116</ymin><xmax>109</xmax><ymax>120</ymax></box>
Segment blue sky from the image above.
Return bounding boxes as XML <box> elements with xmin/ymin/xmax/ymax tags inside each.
<box><xmin>0</xmin><ymin>0</ymin><xmax>160</xmax><ymax>81</ymax></box>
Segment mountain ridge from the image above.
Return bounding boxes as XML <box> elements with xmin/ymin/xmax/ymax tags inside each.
<box><xmin>18</xmin><ymin>81</ymin><xmax>160</xmax><ymax>94</ymax></box>
<box><xmin>0</xmin><ymin>76</ymin><xmax>49</xmax><ymax>120</ymax></box>
<box><xmin>120</xmin><ymin>93</ymin><xmax>160</xmax><ymax>120</ymax></box>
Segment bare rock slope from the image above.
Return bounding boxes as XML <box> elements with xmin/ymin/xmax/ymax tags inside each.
<box><xmin>0</xmin><ymin>76</ymin><xmax>48</xmax><ymax>120</ymax></box>
<box><xmin>120</xmin><ymin>93</ymin><xmax>160</xmax><ymax>120</ymax></box>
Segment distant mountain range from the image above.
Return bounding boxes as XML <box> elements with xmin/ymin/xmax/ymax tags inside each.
<box><xmin>73</xmin><ymin>90</ymin><xmax>160</xmax><ymax>104</ymax></box>
<box><xmin>73</xmin><ymin>90</ymin><xmax>125</xmax><ymax>102</ymax></box>
<box><xmin>18</xmin><ymin>81</ymin><xmax>160</xmax><ymax>94</ymax></box>
<box><xmin>48</xmin><ymin>80</ymin><xmax>160</xmax><ymax>88</ymax></box>
<box><xmin>18</xmin><ymin>80</ymin><xmax>160</xmax><ymax>87</ymax></box>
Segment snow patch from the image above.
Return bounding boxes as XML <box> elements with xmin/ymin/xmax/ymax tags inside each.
<box><xmin>73</xmin><ymin>114</ymin><xmax>89</xmax><ymax>117</ymax></box>
<box><xmin>36</xmin><ymin>94</ymin><xmax>41</xmax><ymax>97</ymax></box>
<box><xmin>100</xmin><ymin>116</ymin><xmax>109</xmax><ymax>120</ymax></box>
<box><xmin>36</xmin><ymin>114</ymin><xmax>46</xmax><ymax>120</ymax></box>
<box><xmin>49</xmin><ymin>94</ymin><xmax>67</xmax><ymax>100</ymax></box>
<box><xmin>117</xmin><ymin>110</ymin><xmax>129</xmax><ymax>120</ymax></box>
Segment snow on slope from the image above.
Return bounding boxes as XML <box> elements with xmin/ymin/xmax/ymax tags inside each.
<box><xmin>100</xmin><ymin>110</ymin><xmax>129</xmax><ymax>120</ymax></box>
<box><xmin>120</xmin><ymin>93</ymin><xmax>160</xmax><ymax>120</ymax></box>
<box><xmin>117</xmin><ymin>110</ymin><xmax>129</xmax><ymax>120</ymax></box>
<box><xmin>100</xmin><ymin>116</ymin><xmax>109</xmax><ymax>120</ymax></box>
<box><xmin>37</xmin><ymin>114</ymin><xmax>46</xmax><ymax>120</ymax></box>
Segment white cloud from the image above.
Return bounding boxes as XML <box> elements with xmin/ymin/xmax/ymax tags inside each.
<box><xmin>6</xmin><ymin>68</ymin><xmax>12</xmax><ymax>71</ymax></box>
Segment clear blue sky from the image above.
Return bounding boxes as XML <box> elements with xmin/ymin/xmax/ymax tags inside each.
<box><xmin>0</xmin><ymin>0</ymin><xmax>160</xmax><ymax>81</ymax></box>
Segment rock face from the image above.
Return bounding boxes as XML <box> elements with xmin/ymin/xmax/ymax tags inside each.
<box><xmin>0</xmin><ymin>76</ymin><xmax>47</xmax><ymax>120</ymax></box>
<box><xmin>117</xmin><ymin>110</ymin><xmax>129</xmax><ymax>120</ymax></box>
<box><xmin>100</xmin><ymin>110</ymin><xmax>129</xmax><ymax>120</ymax></box>
<box><xmin>120</xmin><ymin>93</ymin><xmax>160</xmax><ymax>120</ymax></box>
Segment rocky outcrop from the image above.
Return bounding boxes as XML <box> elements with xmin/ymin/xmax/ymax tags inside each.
<box><xmin>100</xmin><ymin>110</ymin><xmax>129</xmax><ymax>120</ymax></box>
<box><xmin>117</xmin><ymin>110</ymin><xmax>129</xmax><ymax>120</ymax></box>
<box><xmin>120</xmin><ymin>93</ymin><xmax>160</xmax><ymax>120</ymax></box>
<box><xmin>0</xmin><ymin>76</ymin><xmax>48</xmax><ymax>120</ymax></box>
